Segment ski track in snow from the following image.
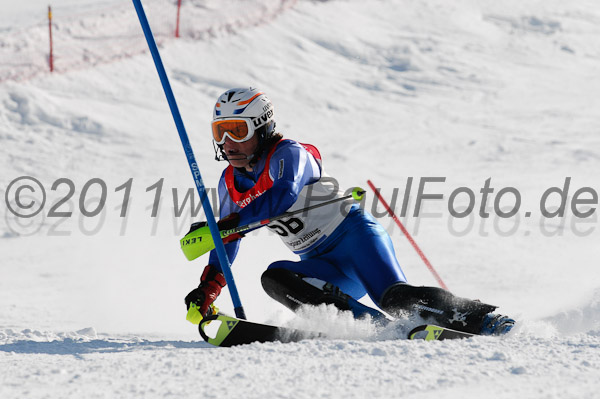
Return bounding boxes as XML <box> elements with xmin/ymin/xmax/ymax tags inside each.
<box><xmin>1</xmin><ymin>324</ymin><xmax>599</xmax><ymax>399</ymax></box>
<box><xmin>2</xmin><ymin>0</ymin><xmax>600</xmax><ymax>398</ymax></box>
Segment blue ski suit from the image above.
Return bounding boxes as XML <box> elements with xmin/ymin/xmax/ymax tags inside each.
<box><xmin>209</xmin><ymin>139</ymin><xmax>407</xmax><ymax>304</ymax></box>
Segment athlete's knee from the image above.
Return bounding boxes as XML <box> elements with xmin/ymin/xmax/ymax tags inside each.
<box><xmin>261</xmin><ymin>268</ymin><xmax>352</xmax><ymax>311</ymax></box>
<box><xmin>261</xmin><ymin>268</ymin><xmax>300</xmax><ymax>295</ymax></box>
<box><xmin>261</xmin><ymin>268</ymin><xmax>386</xmax><ymax>320</ymax></box>
<box><xmin>261</xmin><ymin>268</ymin><xmax>314</xmax><ymax>311</ymax></box>
<box><xmin>266</xmin><ymin>260</ymin><xmax>295</xmax><ymax>271</ymax></box>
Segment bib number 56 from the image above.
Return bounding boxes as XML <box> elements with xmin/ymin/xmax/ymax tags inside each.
<box><xmin>268</xmin><ymin>217</ymin><xmax>304</xmax><ymax>236</ymax></box>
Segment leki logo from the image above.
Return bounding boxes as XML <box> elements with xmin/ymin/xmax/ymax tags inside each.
<box><xmin>181</xmin><ymin>236</ymin><xmax>202</xmax><ymax>247</ymax></box>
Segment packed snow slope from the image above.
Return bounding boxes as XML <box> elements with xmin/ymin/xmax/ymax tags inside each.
<box><xmin>1</xmin><ymin>0</ymin><xmax>600</xmax><ymax>398</ymax></box>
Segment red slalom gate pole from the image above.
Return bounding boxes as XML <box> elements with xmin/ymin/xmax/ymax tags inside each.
<box><xmin>48</xmin><ymin>5</ymin><xmax>54</xmax><ymax>72</ymax></box>
<box><xmin>175</xmin><ymin>0</ymin><xmax>182</xmax><ymax>38</ymax></box>
<box><xmin>367</xmin><ymin>179</ymin><xmax>449</xmax><ymax>290</ymax></box>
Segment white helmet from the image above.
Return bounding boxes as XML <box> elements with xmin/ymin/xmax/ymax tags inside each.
<box><xmin>212</xmin><ymin>87</ymin><xmax>276</xmax><ymax>161</ymax></box>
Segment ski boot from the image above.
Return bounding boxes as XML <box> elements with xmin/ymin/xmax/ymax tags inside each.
<box><xmin>379</xmin><ymin>283</ymin><xmax>499</xmax><ymax>335</ymax></box>
<box><xmin>479</xmin><ymin>313</ymin><xmax>515</xmax><ymax>335</ymax></box>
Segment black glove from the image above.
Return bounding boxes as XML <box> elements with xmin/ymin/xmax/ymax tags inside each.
<box><xmin>185</xmin><ymin>265</ymin><xmax>227</xmax><ymax>318</ymax></box>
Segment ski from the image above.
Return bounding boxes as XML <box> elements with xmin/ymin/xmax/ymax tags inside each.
<box><xmin>199</xmin><ymin>314</ymin><xmax>475</xmax><ymax>347</ymax></box>
<box><xmin>199</xmin><ymin>314</ymin><xmax>324</xmax><ymax>347</ymax></box>
<box><xmin>408</xmin><ymin>324</ymin><xmax>475</xmax><ymax>341</ymax></box>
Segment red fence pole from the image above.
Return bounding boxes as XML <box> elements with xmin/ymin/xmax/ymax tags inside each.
<box><xmin>48</xmin><ymin>5</ymin><xmax>54</xmax><ymax>72</ymax></box>
<box><xmin>175</xmin><ymin>0</ymin><xmax>182</xmax><ymax>38</ymax></box>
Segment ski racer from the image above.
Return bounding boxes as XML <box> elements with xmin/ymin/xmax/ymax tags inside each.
<box><xmin>184</xmin><ymin>87</ymin><xmax>515</xmax><ymax>335</ymax></box>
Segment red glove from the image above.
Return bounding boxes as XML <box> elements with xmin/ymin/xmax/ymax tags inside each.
<box><xmin>184</xmin><ymin>265</ymin><xmax>227</xmax><ymax>317</ymax></box>
<box><xmin>187</xmin><ymin>212</ymin><xmax>243</xmax><ymax>244</ymax></box>
<box><xmin>219</xmin><ymin>213</ymin><xmax>244</xmax><ymax>244</ymax></box>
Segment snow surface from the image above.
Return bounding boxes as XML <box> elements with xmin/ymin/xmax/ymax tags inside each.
<box><xmin>1</xmin><ymin>0</ymin><xmax>600</xmax><ymax>398</ymax></box>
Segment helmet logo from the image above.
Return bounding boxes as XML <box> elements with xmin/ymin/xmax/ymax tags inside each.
<box><xmin>252</xmin><ymin>109</ymin><xmax>274</xmax><ymax>128</ymax></box>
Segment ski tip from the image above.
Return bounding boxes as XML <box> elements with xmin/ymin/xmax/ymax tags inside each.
<box><xmin>198</xmin><ymin>314</ymin><xmax>325</xmax><ymax>347</ymax></box>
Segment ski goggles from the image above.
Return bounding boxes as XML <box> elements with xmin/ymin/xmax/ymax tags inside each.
<box><xmin>211</xmin><ymin>119</ymin><xmax>255</xmax><ymax>145</ymax></box>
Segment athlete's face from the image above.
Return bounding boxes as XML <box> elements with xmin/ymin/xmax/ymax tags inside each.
<box><xmin>222</xmin><ymin>134</ymin><xmax>259</xmax><ymax>170</ymax></box>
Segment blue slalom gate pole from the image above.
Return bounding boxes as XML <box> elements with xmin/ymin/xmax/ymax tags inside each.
<box><xmin>132</xmin><ymin>0</ymin><xmax>246</xmax><ymax>319</ymax></box>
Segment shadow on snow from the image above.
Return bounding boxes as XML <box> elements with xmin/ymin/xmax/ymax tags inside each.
<box><xmin>0</xmin><ymin>338</ymin><xmax>213</xmax><ymax>355</ymax></box>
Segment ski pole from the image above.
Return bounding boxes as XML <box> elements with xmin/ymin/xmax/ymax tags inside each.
<box><xmin>132</xmin><ymin>0</ymin><xmax>246</xmax><ymax>319</ymax></box>
<box><xmin>367</xmin><ymin>180</ymin><xmax>449</xmax><ymax>290</ymax></box>
<box><xmin>181</xmin><ymin>188</ymin><xmax>365</xmax><ymax>260</ymax></box>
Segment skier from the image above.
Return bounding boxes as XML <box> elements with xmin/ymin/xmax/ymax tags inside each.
<box><xmin>184</xmin><ymin>87</ymin><xmax>514</xmax><ymax>335</ymax></box>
